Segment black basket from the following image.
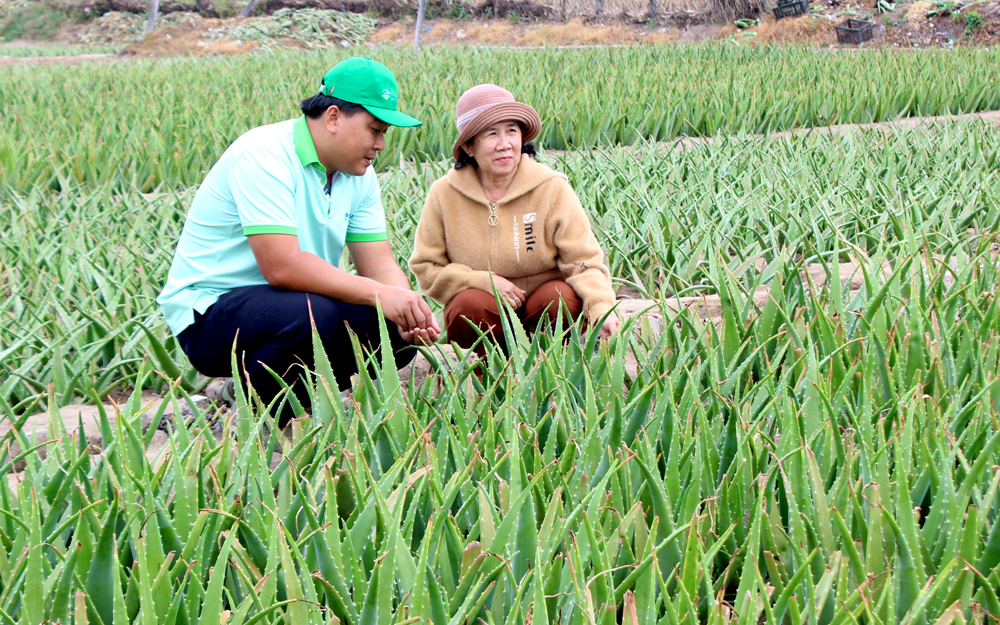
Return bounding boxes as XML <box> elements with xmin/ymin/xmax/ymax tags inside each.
<box><xmin>835</xmin><ymin>18</ymin><xmax>873</xmax><ymax>44</ymax></box>
<box><xmin>772</xmin><ymin>0</ymin><xmax>808</xmax><ymax>19</ymax></box>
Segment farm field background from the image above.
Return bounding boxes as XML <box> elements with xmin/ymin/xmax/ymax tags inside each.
<box><xmin>4</xmin><ymin>46</ymin><xmax>1000</xmax><ymax>191</ymax></box>
<box><xmin>4</xmin><ymin>44</ymin><xmax>1000</xmax><ymax>624</ymax></box>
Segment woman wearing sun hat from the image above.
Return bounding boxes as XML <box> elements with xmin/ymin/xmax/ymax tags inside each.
<box><xmin>408</xmin><ymin>84</ymin><xmax>620</xmax><ymax>356</ymax></box>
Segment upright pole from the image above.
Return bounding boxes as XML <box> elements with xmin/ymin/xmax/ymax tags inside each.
<box><xmin>413</xmin><ymin>0</ymin><xmax>428</xmax><ymax>54</ymax></box>
<box><xmin>145</xmin><ymin>0</ymin><xmax>160</xmax><ymax>33</ymax></box>
<box><xmin>239</xmin><ymin>0</ymin><xmax>260</xmax><ymax>17</ymax></box>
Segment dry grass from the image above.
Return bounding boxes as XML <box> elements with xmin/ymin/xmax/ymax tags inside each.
<box><xmin>114</xmin><ymin>15</ymin><xmax>697</xmax><ymax>52</ymax></box>
<box><xmin>560</xmin><ymin>0</ymin><xmax>709</xmax><ymax>16</ymax></box>
<box><xmin>520</xmin><ymin>17</ymin><xmax>645</xmax><ymax>43</ymax></box>
<box><xmin>124</xmin><ymin>20</ymin><xmax>261</xmax><ymax>56</ymax></box>
<box><xmin>905</xmin><ymin>0</ymin><xmax>933</xmax><ymax>17</ymax></box>
<box><xmin>754</xmin><ymin>14</ymin><xmax>835</xmax><ymax>44</ymax></box>
<box><xmin>709</xmin><ymin>0</ymin><xmax>764</xmax><ymax>21</ymax></box>
<box><xmin>370</xmin><ymin>16</ymin><xmax>696</xmax><ymax>45</ymax></box>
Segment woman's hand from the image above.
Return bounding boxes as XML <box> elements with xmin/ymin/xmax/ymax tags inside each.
<box><xmin>491</xmin><ymin>275</ymin><xmax>527</xmax><ymax>309</ymax></box>
<box><xmin>599</xmin><ymin>313</ymin><xmax>621</xmax><ymax>340</ymax></box>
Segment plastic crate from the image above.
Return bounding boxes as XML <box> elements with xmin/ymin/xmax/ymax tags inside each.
<box><xmin>835</xmin><ymin>18</ymin><xmax>873</xmax><ymax>44</ymax></box>
<box><xmin>772</xmin><ymin>0</ymin><xmax>808</xmax><ymax>19</ymax></box>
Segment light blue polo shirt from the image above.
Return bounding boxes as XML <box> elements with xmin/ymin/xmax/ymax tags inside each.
<box><xmin>157</xmin><ymin>116</ymin><xmax>388</xmax><ymax>335</ymax></box>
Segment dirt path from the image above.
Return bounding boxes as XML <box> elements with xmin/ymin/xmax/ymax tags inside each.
<box><xmin>0</xmin><ymin>53</ymin><xmax>119</xmax><ymax>65</ymax></box>
<box><xmin>668</xmin><ymin>109</ymin><xmax>1000</xmax><ymax>149</ymax></box>
<box><xmin>539</xmin><ymin>109</ymin><xmax>1000</xmax><ymax>158</ymax></box>
<box><xmin>512</xmin><ymin>109</ymin><xmax>1000</xmax><ymax>166</ymax></box>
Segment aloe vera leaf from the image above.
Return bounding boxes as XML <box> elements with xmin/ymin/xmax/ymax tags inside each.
<box><xmin>23</xmin><ymin>487</ymin><xmax>43</xmax><ymax>625</ymax></box>
<box><xmin>975</xmin><ymin>512</ymin><xmax>1000</xmax><ymax>580</ymax></box>
<box><xmin>46</xmin><ymin>539</ymin><xmax>80</xmax><ymax>623</ymax></box>
<box><xmin>135</xmin><ymin>538</ymin><xmax>158</xmax><ymax>625</ymax></box>
<box><xmin>85</xmin><ymin>499</ymin><xmax>119</xmax><ymax>625</ymax></box>
<box><xmin>278</xmin><ymin>520</ymin><xmax>313</xmax><ymax>625</ymax></box>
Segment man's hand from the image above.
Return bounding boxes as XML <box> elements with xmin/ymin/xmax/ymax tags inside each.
<box><xmin>349</xmin><ymin>240</ymin><xmax>441</xmax><ymax>336</ymax></box>
<box><xmin>375</xmin><ymin>285</ymin><xmax>441</xmax><ymax>334</ymax></box>
<box><xmin>491</xmin><ymin>275</ymin><xmax>527</xmax><ymax>309</ymax></box>
<box><xmin>398</xmin><ymin>324</ymin><xmax>441</xmax><ymax>345</ymax></box>
<box><xmin>599</xmin><ymin>313</ymin><xmax>621</xmax><ymax>340</ymax></box>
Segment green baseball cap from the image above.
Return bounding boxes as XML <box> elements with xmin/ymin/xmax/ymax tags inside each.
<box><xmin>320</xmin><ymin>57</ymin><xmax>422</xmax><ymax>128</ymax></box>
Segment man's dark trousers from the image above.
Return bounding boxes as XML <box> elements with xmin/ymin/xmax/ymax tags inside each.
<box><xmin>177</xmin><ymin>284</ymin><xmax>415</xmax><ymax>425</ymax></box>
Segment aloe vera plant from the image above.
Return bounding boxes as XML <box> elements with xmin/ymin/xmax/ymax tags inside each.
<box><xmin>3</xmin><ymin>45</ymin><xmax>1000</xmax><ymax>191</ymax></box>
<box><xmin>2</xmin><ymin>246</ymin><xmax>1000</xmax><ymax>624</ymax></box>
<box><xmin>6</xmin><ymin>123</ymin><xmax>1000</xmax><ymax>409</ymax></box>
<box><xmin>3</xmin><ymin>45</ymin><xmax>1000</xmax><ymax>624</ymax></box>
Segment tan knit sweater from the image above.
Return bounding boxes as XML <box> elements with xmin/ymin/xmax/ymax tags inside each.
<box><xmin>409</xmin><ymin>155</ymin><xmax>616</xmax><ymax>324</ymax></box>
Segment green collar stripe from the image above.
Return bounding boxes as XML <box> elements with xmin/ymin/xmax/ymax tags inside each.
<box><xmin>293</xmin><ymin>116</ymin><xmax>325</xmax><ymax>173</ymax></box>
<box><xmin>345</xmin><ymin>232</ymin><xmax>387</xmax><ymax>242</ymax></box>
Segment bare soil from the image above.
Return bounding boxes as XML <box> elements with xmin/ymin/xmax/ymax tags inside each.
<box><xmin>367</xmin><ymin>15</ymin><xmax>692</xmax><ymax>45</ymax></box>
<box><xmin>124</xmin><ymin>18</ymin><xmax>259</xmax><ymax>55</ymax></box>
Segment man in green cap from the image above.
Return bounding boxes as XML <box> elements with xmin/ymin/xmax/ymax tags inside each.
<box><xmin>158</xmin><ymin>57</ymin><xmax>439</xmax><ymax>425</ymax></box>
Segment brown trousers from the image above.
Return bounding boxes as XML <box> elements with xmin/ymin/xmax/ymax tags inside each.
<box><xmin>444</xmin><ymin>279</ymin><xmax>583</xmax><ymax>357</ymax></box>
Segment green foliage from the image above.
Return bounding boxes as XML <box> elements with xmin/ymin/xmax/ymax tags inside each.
<box><xmin>423</xmin><ymin>0</ymin><xmax>474</xmax><ymax>20</ymax></box>
<box><xmin>2</xmin><ymin>237</ymin><xmax>1000</xmax><ymax>622</ymax></box>
<box><xmin>6</xmin><ymin>123</ymin><xmax>1000</xmax><ymax>409</ymax></box>
<box><xmin>4</xmin><ymin>45</ymin><xmax>1000</xmax><ymax>192</ymax></box>
<box><xmin>226</xmin><ymin>8</ymin><xmax>375</xmax><ymax>48</ymax></box>
<box><xmin>0</xmin><ymin>1</ymin><xmax>74</xmax><ymax>41</ymax></box>
<box><xmin>446</xmin><ymin>2</ymin><xmax>472</xmax><ymax>21</ymax></box>
<box><xmin>876</xmin><ymin>0</ymin><xmax>896</xmax><ymax>13</ymax></box>
<box><xmin>963</xmin><ymin>9</ymin><xmax>983</xmax><ymax>34</ymax></box>
<box><xmin>4</xmin><ymin>45</ymin><xmax>1000</xmax><ymax>624</ymax></box>
<box><xmin>214</xmin><ymin>0</ymin><xmax>237</xmax><ymax>18</ymax></box>
<box><xmin>926</xmin><ymin>0</ymin><xmax>959</xmax><ymax>16</ymax></box>
<box><xmin>0</xmin><ymin>187</ymin><xmax>200</xmax><ymax>410</ymax></box>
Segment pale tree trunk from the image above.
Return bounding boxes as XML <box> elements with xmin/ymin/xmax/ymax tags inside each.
<box><xmin>595</xmin><ymin>0</ymin><xmax>604</xmax><ymax>14</ymax></box>
<box><xmin>413</xmin><ymin>0</ymin><xmax>427</xmax><ymax>54</ymax></box>
<box><xmin>560</xmin><ymin>0</ymin><xmax>566</xmax><ymax>19</ymax></box>
<box><xmin>145</xmin><ymin>0</ymin><xmax>160</xmax><ymax>32</ymax></box>
<box><xmin>238</xmin><ymin>0</ymin><xmax>259</xmax><ymax>16</ymax></box>
<box><xmin>648</xmin><ymin>0</ymin><xmax>656</xmax><ymax>17</ymax></box>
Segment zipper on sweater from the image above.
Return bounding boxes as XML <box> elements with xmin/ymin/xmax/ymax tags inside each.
<box><xmin>491</xmin><ymin>218</ymin><xmax>497</xmax><ymax>257</ymax></box>
<box><xmin>488</xmin><ymin>202</ymin><xmax>499</xmax><ymax>257</ymax></box>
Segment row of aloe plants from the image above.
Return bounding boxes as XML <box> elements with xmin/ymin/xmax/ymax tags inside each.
<box><xmin>5</xmin><ymin>123</ymin><xmax>1000</xmax><ymax>410</ymax></box>
<box><xmin>3</xmin><ymin>44</ymin><xmax>1000</xmax><ymax>191</ymax></box>
<box><xmin>2</xmin><ymin>236</ymin><xmax>1000</xmax><ymax>623</ymax></box>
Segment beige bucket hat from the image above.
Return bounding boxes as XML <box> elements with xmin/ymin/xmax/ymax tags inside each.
<box><xmin>452</xmin><ymin>84</ymin><xmax>541</xmax><ymax>161</ymax></box>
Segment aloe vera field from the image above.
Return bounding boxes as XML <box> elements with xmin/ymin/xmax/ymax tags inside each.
<box><xmin>4</xmin><ymin>44</ymin><xmax>1000</xmax><ymax>625</ymax></box>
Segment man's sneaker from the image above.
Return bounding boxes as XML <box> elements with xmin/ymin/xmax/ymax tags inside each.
<box><xmin>220</xmin><ymin>379</ymin><xmax>236</xmax><ymax>407</ymax></box>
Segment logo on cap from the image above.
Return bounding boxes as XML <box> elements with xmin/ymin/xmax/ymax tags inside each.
<box><xmin>382</xmin><ymin>89</ymin><xmax>391</xmax><ymax>100</ymax></box>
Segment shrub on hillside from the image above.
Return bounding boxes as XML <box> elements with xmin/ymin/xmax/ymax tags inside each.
<box><xmin>0</xmin><ymin>1</ymin><xmax>78</xmax><ymax>40</ymax></box>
